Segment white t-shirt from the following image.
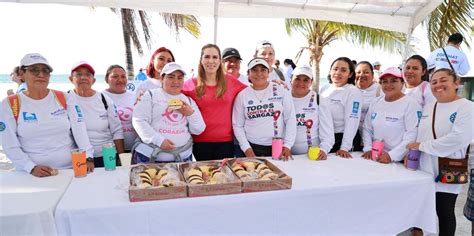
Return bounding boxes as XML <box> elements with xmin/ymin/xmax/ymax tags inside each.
<box><xmin>135</xmin><ymin>79</ymin><xmax>162</xmax><ymax>98</ymax></box>
<box><xmin>102</xmin><ymin>90</ymin><xmax>137</xmax><ymax>151</ymax></box>
<box><xmin>292</xmin><ymin>91</ymin><xmax>334</xmax><ymax>154</ymax></box>
<box><xmin>233</xmin><ymin>82</ymin><xmax>296</xmax><ymax>152</ymax></box>
<box><xmin>70</xmin><ymin>91</ymin><xmax>124</xmax><ymax>157</ymax></box>
<box><xmin>417</xmin><ymin>98</ymin><xmax>473</xmax><ymax>194</ymax></box>
<box><xmin>269</xmin><ymin>70</ymin><xmax>291</xmax><ymax>90</ymax></box>
<box><xmin>132</xmin><ymin>88</ymin><xmax>205</xmax><ymax>162</ymax></box>
<box><xmin>358</xmin><ymin>83</ymin><xmax>383</xmax><ymax>129</ymax></box>
<box><xmin>0</xmin><ymin>91</ymin><xmax>93</xmax><ymax>173</ymax></box>
<box><xmin>17</xmin><ymin>82</ymin><xmax>27</xmax><ymax>93</ymax></box>
<box><xmin>320</xmin><ymin>83</ymin><xmax>363</xmax><ymax>151</ymax></box>
<box><xmin>427</xmin><ymin>45</ymin><xmax>471</xmax><ymax>76</ymax></box>
<box><xmin>362</xmin><ymin>95</ymin><xmax>421</xmax><ymax>161</ymax></box>
<box><xmin>403</xmin><ymin>81</ymin><xmax>436</xmax><ymax>108</ymax></box>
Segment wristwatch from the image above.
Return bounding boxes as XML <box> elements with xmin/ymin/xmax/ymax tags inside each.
<box><xmin>86</xmin><ymin>157</ymin><xmax>94</xmax><ymax>162</ymax></box>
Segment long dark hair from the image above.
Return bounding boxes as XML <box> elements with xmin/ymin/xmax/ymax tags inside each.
<box><xmin>327</xmin><ymin>57</ymin><xmax>356</xmax><ymax>85</ymax></box>
<box><xmin>405</xmin><ymin>55</ymin><xmax>429</xmax><ymax>82</ymax></box>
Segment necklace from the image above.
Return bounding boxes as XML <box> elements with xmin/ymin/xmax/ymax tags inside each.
<box><xmin>252</xmin><ymin>86</ymin><xmax>268</xmax><ymax>103</ymax></box>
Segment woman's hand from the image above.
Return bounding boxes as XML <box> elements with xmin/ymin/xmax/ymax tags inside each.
<box><xmin>87</xmin><ymin>161</ymin><xmax>94</xmax><ymax>173</ymax></box>
<box><xmin>30</xmin><ymin>165</ymin><xmax>53</xmax><ymax>177</ymax></box>
<box><xmin>361</xmin><ymin>151</ymin><xmax>372</xmax><ymax>160</ymax></box>
<box><xmin>178</xmin><ymin>100</ymin><xmax>194</xmax><ymax>116</ymax></box>
<box><xmin>406</xmin><ymin>143</ymin><xmax>420</xmax><ymax>150</ymax></box>
<box><xmin>244</xmin><ymin>148</ymin><xmax>256</xmax><ymax>158</ymax></box>
<box><xmin>318</xmin><ymin>150</ymin><xmax>327</xmax><ymax>160</ymax></box>
<box><xmin>336</xmin><ymin>150</ymin><xmax>352</xmax><ymax>158</ymax></box>
<box><xmin>160</xmin><ymin>139</ymin><xmax>176</xmax><ymax>150</ymax></box>
<box><xmin>280</xmin><ymin>147</ymin><xmax>293</xmax><ymax>161</ymax></box>
<box><xmin>377</xmin><ymin>152</ymin><xmax>392</xmax><ymax>164</ymax></box>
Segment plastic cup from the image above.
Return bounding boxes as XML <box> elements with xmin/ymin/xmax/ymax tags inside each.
<box><xmin>371</xmin><ymin>140</ymin><xmax>384</xmax><ymax>161</ymax></box>
<box><xmin>119</xmin><ymin>153</ymin><xmax>132</xmax><ymax>170</ymax></box>
<box><xmin>407</xmin><ymin>149</ymin><xmax>421</xmax><ymax>170</ymax></box>
<box><xmin>308</xmin><ymin>146</ymin><xmax>320</xmax><ymax>160</ymax></box>
<box><xmin>272</xmin><ymin>137</ymin><xmax>283</xmax><ymax>160</ymax></box>
<box><xmin>102</xmin><ymin>143</ymin><xmax>117</xmax><ymax>171</ymax></box>
<box><xmin>71</xmin><ymin>149</ymin><xmax>87</xmax><ymax>177</ymax></box>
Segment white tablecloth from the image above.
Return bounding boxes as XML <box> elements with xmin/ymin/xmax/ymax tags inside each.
<box><xmin>0</xmin><ymin>169</ymin><xmax>73</xmax><ymax>236</ymax></box>
<box><xmin>55</xmin><ymin>153</ymin><xmax>437</xmax><ymax>235</ymax></box>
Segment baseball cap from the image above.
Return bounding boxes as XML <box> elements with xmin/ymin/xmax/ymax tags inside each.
<box><xmin>222</xmin><ymin>48</ymin><xmax>242</xmax><ymax>60</ymax></box>
<box><xmin>161</xmin><ymin>62</ymin><xmax>186</xmax><ymax>76</ymax></box>
<box><xmin>71</xmin><ymin>61</ymin><xmax>95</xmax><ymax>75</ymax></box>
<box><xmin>292</xmin><ymin>66</ymin><xmax>313</xmax><ymax>80</ymax></box>
<box><xmin>373</xmin><ymin>61</ymin><xmax>381</xmax><ymax>66</ymax></box>
<box><xmin>248</xmin><ymin>58</ymin><xmax>270</xmax><ymax>70</ymax></box>
<box><xmin>20</xmin><ymin>53</ymin><xmax>53</xmax><ymax>72</ymax></box>
<box><xmin>379</xmin><ymin>67</ymin><xmax>402</xmax><ymax>80</ymax></box>
<box><xmin>255</xmin><ymin>40</ymin><xmax>274</xmax><ymax>51</ymax></box>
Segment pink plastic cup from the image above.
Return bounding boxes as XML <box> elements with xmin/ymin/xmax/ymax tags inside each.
<box><xmin>272</xmin><ymin>137</ymin><xmax>283</xmax><ymax>160</ymax></box>
<box><xmin>371</xmin><ymin>140</ymin><xmax>384</xmax><ymax>161</ymax></box>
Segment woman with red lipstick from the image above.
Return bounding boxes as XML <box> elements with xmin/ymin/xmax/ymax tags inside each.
<box><xmin>403</xmin><ymin>55</ymin><xmax>436</xmax><ymax>107</ymax></box>
<box><xmin>320</xmin><ymin>57</ymin><xmax>363</xmax><ymax>158</ymax></box>
<box><xmin>183</xmin><ymin>44</ymin><xmax>246</xmax><ymax>161</ymax></box>
<box><xmin>407</xmin><ymin>68</ymin><xmax>473</xmax><ymax>236</ymax></box>
<box><xmin>102</xmin><ymin>65</ymin><xmax>137</xmax><ymax>153</ymax></box>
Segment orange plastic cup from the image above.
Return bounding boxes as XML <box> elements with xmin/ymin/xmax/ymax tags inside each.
<box><xmin>71</xmin><ymin>149</ymin><xmax>87</xmax><ymax>177</ymax></box>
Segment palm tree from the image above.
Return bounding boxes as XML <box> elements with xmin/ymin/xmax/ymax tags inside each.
<box><xmin>425</xmin><ymin>0</ymin><xmax>473</xmax><ymax>50</ymax></box>
<box><xmin>285</xmin><ymin>19</ymin><xmax>406</xmax><ymax>91</ymax></box>
<box><xmin>113</xmin><ymin>9</ymin><xmax>201</xmax><ymax>79</ymax></box>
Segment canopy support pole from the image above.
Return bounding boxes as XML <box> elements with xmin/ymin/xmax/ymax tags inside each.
<box><xmin>213</xmin><ymin>0</ymin><xmax>219</xmax><ymax>44</ymax></box>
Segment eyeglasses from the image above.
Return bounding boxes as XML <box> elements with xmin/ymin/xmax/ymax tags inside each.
<box><xmin>379</xmin><ymin>78</ymin><xmax>402</xmax><ymax>85</ymax></box>
<box><xmin>25</xmin><ymin>66</ymin><xmax>51</xmax><ymax>76</ymax></box>
<box><xmin>73</xmin><ymin>72</ymin><xmax>94</xmax><ymax>78</ymax></box>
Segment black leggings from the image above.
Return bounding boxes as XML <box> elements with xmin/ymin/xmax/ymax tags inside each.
<box><xmin>436</xmin><ymin>192</ymin><xmax>458</xmax><ymax>236</ymax></box>
<box><xmin>192</xmin><ymin>141</ymin><xmax>234</xmax><ymax>161</ymax></box>
<box><xmin>329</xmin><ymin>131</ymin><xmax>363</xmax><ymax>153</ymax></box>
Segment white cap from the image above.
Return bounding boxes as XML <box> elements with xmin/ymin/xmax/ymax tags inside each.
<box><xmin>20</xmin><ymin>53</ymin><xmax>53</xmax><ymax>72</ymax></box>
<box><xmin>373</xmin><ymin>61</ymin><xmax>381</xmax><ymax>66</ymax></box>
<box><xmin>292</xmin><ymin>66</ymin><xmax>313</xmax><ymax>80</ymax></box>
<box><xmin>161</xmin><ymin>62</ymin><xmax>186</xmax><ymax>76</ymax></box>
<box><xmin>248</xmin><ymin>58</ymin><xmax>269</xmax><ymax>70</ymax></box>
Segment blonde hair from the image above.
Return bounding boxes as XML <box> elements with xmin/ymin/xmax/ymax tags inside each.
<box><xmin>196</xmin><ymin>44</ymin><xmax>227</xmax><ymax>99</ymax></box>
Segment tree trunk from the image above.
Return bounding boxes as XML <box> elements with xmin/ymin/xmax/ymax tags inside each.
<box><xmin>121</xmin><ymin>9</ymin><xmax>135</xmax><ymax>80</ymax></box>
<box><xmin>310</xmin><ymin>46</ymin><xmax>323</xmax><ymax>92</ymax></box>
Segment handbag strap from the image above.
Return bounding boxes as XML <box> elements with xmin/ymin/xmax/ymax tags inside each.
<box><xmin>431</xmin><ymin>101</ymin><xmax>470</xmax><ymax>159</ymax></box>
<box><xmin>441</xmin><ymin>47</ymin><xmax>455</xmax><ymax>72</ymax></box>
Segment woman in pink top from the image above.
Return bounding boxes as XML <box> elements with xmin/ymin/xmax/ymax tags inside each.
<box><xmin>183</xmin><ymin>44</ymin><xmax>247</xmax><ymax>160</ymax></box>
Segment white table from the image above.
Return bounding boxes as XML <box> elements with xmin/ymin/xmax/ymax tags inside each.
<box><xmin>0</xmin><ymin>169</ymin><xmax>73</xmax><ymax>236</ymax></box>
<box><xmin>55</xmin><ymin>153</ymin><xmax>437</xmax><ymax>235</ymax></box>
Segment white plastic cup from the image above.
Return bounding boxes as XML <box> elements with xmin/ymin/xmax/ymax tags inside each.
<box><xmin>119</xmin><ymin>153</ymin><xmax>132</xmax><ymax>170</ymax></box>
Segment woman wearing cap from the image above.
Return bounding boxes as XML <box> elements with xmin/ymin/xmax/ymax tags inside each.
<box><xmin>291</xmin><ymin>66</ymin><xmax>334</xmax><ymax>159</ymax></box>
<box><xmin>135</xmin><ymin>47</ymin><xmax>175</xmax><ymax>98</ymax></box>
<box><xmin>232</xmin><ymin>58</ymin><xmax>296</xmax><ymax>160</ymax></box>
<box><xmin>355</xmin><ymin>61</ymin><xmax>383</xmax><ymax>130</ymax></box>
<box><xmin>133</xmin><ymin>62</ymin><xmax>205</xmax><ymax>162</ymax></box>
<box><xmin>183</xmin><ymin>44</ymin><xmax>246</xmax><ymax>161</ymax></box>
<box><xmin>319</xmin><ymin>57</ymin><xmax>363</xmax><ymax>158</ymax></box>
<box><xmin>68</xmin><ymin>61</ymin><xmax>124</xmax><ymax>169</ymax></box>
<box><xmin>102</xmin><ymin>65</ymin><xmax>137</xmax><ymax>153</ymax></box>
<box><xmin>403</xmin><ymin>55</ymin><xmax>435</xmax><ymax>107</ymax></box>
<box><xmin>361</xmin><ymin>67</ymin><xmax>421</xmax><ymax>163</ymax></box>
<box><xmin>407</xmin><ymin>69</ymin><xmax>473</xmax><ymax>236</ymax></box>
<box><xmin>254</xmin><ymin>40</ymin><xmax>289</xmax><ymax>87</ymax></box>
<box><xmin>0</xmin><ymin>53</ymin><xmax>93</xmax><ymax>177</ymax></box>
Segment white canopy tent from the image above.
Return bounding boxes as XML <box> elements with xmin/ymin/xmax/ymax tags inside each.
<box><xmin>4</xmin><ymin>0</ymin><xmax>442</xmax><ymax>41</ymax></box>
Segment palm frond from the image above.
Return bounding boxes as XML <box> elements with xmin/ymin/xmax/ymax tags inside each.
<box><xmin>424</xmin><ymin>0</ymin><xmax>473</xmax><ymax>50</ymax></box>
<box><xmin>159</xmin><ymin>13</ymin><xmax>201</xmax><ymax>39</ymax></box>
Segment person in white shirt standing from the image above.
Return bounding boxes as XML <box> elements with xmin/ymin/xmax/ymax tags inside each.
<box><xmin>254</xmin><ymin>40</ymin><xmax>289</xmax><ymax>88</ymax></box>
<box><xmin>102</xmin><ymin>65</ymin><xmax>137</xmax><ymax>153</ymax></box>
<box><xmin>362</xmin><ymin>67</ymin><xmax>421</xmax><ymax>163</ymax></box>
<box><xmin>233</xmin><ymin>58</ymin><xmax>296</xmax><ymax>160</ymax></box>
<box><xmin>320</xmin><ymin>57</ymin><xmax>363</xmax><ymax>158</ymax></box>
<box><xmin>403</xmin><ymin>55</ymin><xmax>436</xmax><ymax>108</ymax></box>
<box><xmin>291</xmin><ymin>65</ymin><xmax>334</xmax><ymax>159</ymax></box>
<box><xmin>133</xmin><ymin>62</ymin><xmax>205</xmax><ymax>162</ymax></box>
<box><xmin>134</xmin><ymin>47</ymin><xmax>175</xmax><ymax>99</ymax></box>
<box><xmin>427</xmin><ymin>33</ymin><xmax>471</xmax><ymax>76</ymax></box>
<box><xmin>68</xmin><ymin>61</ymin><xmax>124</xmax><ymax>169</ymax></box>
<box><xmin>407</xmin><ymin>68</ymin><xmax>473</xmax><ymax>236</ymax></box>
<box><xmin>0</xmin><ymin>53</ymin><xmax>93</xmax><ymax>177</ymax></box>
<box><xmin>222</xmin><ymin>47</ymin><xmax>249</xmax><ymax>86</ymax></box>
<box><xmin>373</xmin><ymin>61</ymin><xmax>382</xmax><ymax>82</ymax></box>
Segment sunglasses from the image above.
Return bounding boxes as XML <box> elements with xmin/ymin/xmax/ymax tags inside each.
<box><xmin>24</xmin><ymin>66</ymin><xmax>51</xmax><ymax>76</ymax></box>
<box><xmin>72</xmin><ymin>72</ymin><xmax>94</xmax><ymax>78</ymax></box>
